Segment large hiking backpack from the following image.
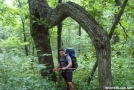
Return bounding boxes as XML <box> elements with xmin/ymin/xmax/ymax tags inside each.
<box><xmin>65</xmin><ymin>48</ymin><xmax>78</xmax><ymax>70</ymax></box>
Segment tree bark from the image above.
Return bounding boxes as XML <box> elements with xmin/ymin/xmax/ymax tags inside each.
<box><xmin>57</xmin><ymin>0</ymin><xmax>62</xmax><ymax>61</ymax></box>
<box><xmin>78</xmin><ymin>25</ymin><xmax>81</xmax><ymax>54</ymax></box>
<box><xmin>28</xmin><ymin>0</ymin><xmax>112</xmax><ymax>89</ymax></box>
<box><xmin>28</xmin><ymin>0</ymin><xmax>56</xmax><ymax>81</ymax></box>
<box><xmin>87</xmin><ymin>0</ymin><xmax>128</xmax><ymax>86</ymax></box>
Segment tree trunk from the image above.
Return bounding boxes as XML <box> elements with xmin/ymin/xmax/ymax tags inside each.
<box><xmin>18</xmin><ymin>0</ymin><xmax>29</xmax><ymax>56</ymax></box>
<box><xmin>28</xmin><ymin>0</ymin><xmax>112</xmax><ymax>89</ymax></box>
<box><xmin>87</xmin><ymin>0</ymin><xmax>128</xmax><ymax>87</ymax></box>
<box><xmin>87</xmin><ymin>60</ymin><xmax>98</xmax><ymax>86</ymax></box>
<box><xmin>57</xmin><ymin>0</ymin><xmax>62</xmax><ymax>61</ymax></box>
<box><xmin>28</xmin><ymin>0</ymin><xmax>56</xmax><ymax>81</ymax></box>
<box><xmin>78</xmin><ymin>25</ymin><xmax>81</xmax><ymax>54</ymax></box>
<box><xmin>109</xmin><ymin>0</ymin><xmax>128</xmax><ymax>39</ymax></box>
<box><xmin>96</xmin><ymin>34</ymin><xmax>112</xmax><ymax>89</ymax></box>
<box><xmin>57</xmin><ymin>23</ymin><xmax>62</xmax><ymax>60</ymax></box>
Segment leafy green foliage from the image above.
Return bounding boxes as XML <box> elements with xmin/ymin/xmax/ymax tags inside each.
<box><xmin>112</xmin><ymin>56</ymin><xmax>134</xmax><ymax>87</ymax></box>
<box><xmin>0</xmin><ymin>0</ymin><xmax>134</xmax><ymax>90</ymax></box>
<box><xmin>0</xmin><ymin>53</ymin><xmax>57</xmax><ymax>90</ymax></box>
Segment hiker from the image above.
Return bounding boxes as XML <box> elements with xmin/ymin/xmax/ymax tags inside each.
<box><xmin>53</xmin><ymin>48</ymin><xmax>74</xmax><ymax>90</ymax></box>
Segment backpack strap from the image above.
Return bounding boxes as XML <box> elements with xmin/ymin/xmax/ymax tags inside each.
<box><xmin>65</xmin><ymin>55</ymin><xmax>68</xmax><ymax>65</ymax></box>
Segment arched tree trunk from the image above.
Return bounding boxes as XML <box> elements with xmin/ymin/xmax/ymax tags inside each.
<box><xmin>87</xmin><ymin>0</ymin><xmax>128</xmax><ymax>86</ymax></box>
<box><xmin>28</xmin><ymin>0</ymin><xmax>112</xmax><ymax>89</ymax></box>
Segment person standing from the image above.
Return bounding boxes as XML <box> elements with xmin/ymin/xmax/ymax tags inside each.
<box><xmin>53</xmin><ymin>48</ymin><xmax>74</xmax><ymax>90</ymax></box>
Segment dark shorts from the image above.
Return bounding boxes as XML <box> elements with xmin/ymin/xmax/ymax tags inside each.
<box><xmin>61</xmin><ymin>71</ymin><xmax>73</xmax><ymax>82</ymax></box>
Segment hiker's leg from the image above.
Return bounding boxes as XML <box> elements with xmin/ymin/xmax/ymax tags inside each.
<box><xmin>61</xmin><ymin>80</ymin><xmax>69</xmax><ymax>90</ymax></box>
<box><xmin>65</xmin><ymin>81</ymin><xmax>69</xmax><ymax>90</ymax></box>
<box><xmin>62</xmin><ymin>71</ymin><xmax>69</xmax><ymax>89</ymax></box>
<box><xmin>65</xmin><ymin>72</ymin><xmax>73</xmax><ymax>90</ymax></box>
<box><xmin>67</xmin><ymin>82</ymin><xmax>74</xmax><ymax>90</ymax></box>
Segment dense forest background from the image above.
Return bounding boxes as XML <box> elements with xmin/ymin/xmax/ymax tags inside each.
<box><xmin>0</xmin><ymin>0</ymin><xmax>134</xmax><ymax>90</ymax></box>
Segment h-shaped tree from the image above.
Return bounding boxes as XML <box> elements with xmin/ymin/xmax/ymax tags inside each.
<box><xmin>28</xmin><ymin>0</ymin><xmax>112</xmax><ymax>89</ymax></box>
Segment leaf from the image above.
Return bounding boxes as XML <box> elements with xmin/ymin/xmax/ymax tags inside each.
<box><xmin>20</xmin><ymin>42</ymin><xmax>29</xmax><ymax>46</ymax></box>
<box><xmin>40</xmin><ymin>53</ymin><xmax>52</xmax><ymax>56</ymax></box>
<box><xmin>37</xmin><ymin>64</ymin><xmax>46</xmax><ymax>69</ymax></box>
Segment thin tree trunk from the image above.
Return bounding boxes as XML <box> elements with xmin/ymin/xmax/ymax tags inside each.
<box><xmin>109</xmin><ymin>0</ymin><xmax>128</xmax><ymax>39</ymax></box>
<box><xmin>87</xmin><ymin>60</ymin><xmax>98</xmax><ymax>86</ymax></box>
<box><xmin>18</xmin><ymin>0</ymin><xmax>28</xmax><ymax>56</ymax></box>
<box><xmin>112</xmin><ymin>0</ymin><xmax>121</xmax><ymax>45</ymax></box>
<box><xmin>57</xmin><ymin>23</ymin><xmax>62</xmax><ymax>59</ymax></box>
<box><xmin>57</xmin><ymin>0</ymin><xmax>62</xmax><ymax>61</ymax></box>
<box><xmin>78</xmin><ymin>25</ymin><xmax>81</xmax><ymax>54</ymax></box>
<box><xmin>22</xmin><ymin>20</ymin><xmax>28</xmax><ymax>56</ymax></box>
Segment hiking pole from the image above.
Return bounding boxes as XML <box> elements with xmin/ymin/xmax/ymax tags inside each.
<box><xmin>52</xmin><ymin>68</ymin><xmax>76</xmax><ymax>71</ymax></box>
<box><xmin>52</xmin><ymin>68</ymin><xmax>84</xmax><ymax>71</ymax></box>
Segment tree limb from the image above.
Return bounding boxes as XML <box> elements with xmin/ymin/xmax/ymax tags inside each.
<box><xmin>87</xmin><ymin>60</ymin><xmax>98</xmax><ymax>86</ymax></box>
<box><xmin>109</xmin><ymin>0</ymin><xmax>128</xmax><ymax>39</ymax></box>
<box><xmin>46</xmin><ymin>2</ymin><xmax>103</xmax><ymax>35</ymax></box>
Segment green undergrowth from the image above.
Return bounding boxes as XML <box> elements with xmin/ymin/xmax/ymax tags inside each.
<box><xmin>0</xmin><ymin>53</ymin><xmax>134</xmax><ymax>90</ymax></box>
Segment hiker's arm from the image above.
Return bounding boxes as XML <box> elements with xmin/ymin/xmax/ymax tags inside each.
<box><xmin>56</xmin><ymin>63</ymin><xmax>60</xmax><ymax>69</ymax></box>
<box><xmin>55</xmin><ymin>63</ymin><xmax>60</xmax><ymax>69</ymax></box>
<box><xmin>66</xmin><ymin>62</ymin><xmax>72</xmax><ymax>69</ymax></box>
<box><xmin>62</xmin><ymin>62</ymin><xmax>72</xmax><ymax>70</ymax></box>
<box><xmin>62</xmin><ymin>55</ymin><xmax>72</xmax><ymax>70</ymax></box>
<box><xmin>53</xmin><ymin>63</ymin><xmax>60</xmax><ymax>71</ymax></box>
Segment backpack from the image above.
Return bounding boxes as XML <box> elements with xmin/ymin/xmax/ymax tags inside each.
<box><xmin>65</xmin><ymin>48</ymin><xmax>78</xmax><ymax>71</ymax></box>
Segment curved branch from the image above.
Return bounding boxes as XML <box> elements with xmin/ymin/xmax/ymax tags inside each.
<box><xmin>46</xmin><ymin>1</ymin><xmax>107</xmax><ymax>43</ymax></box>
<box><xmin>109</xmin><ymin>0</ymin><xmax>128</xmax><ymax>39</ymax></box>
<box><xmin>46</xmin><ymin>2</ymin><xmax>112</xmax><ymax>89</ymax></box>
